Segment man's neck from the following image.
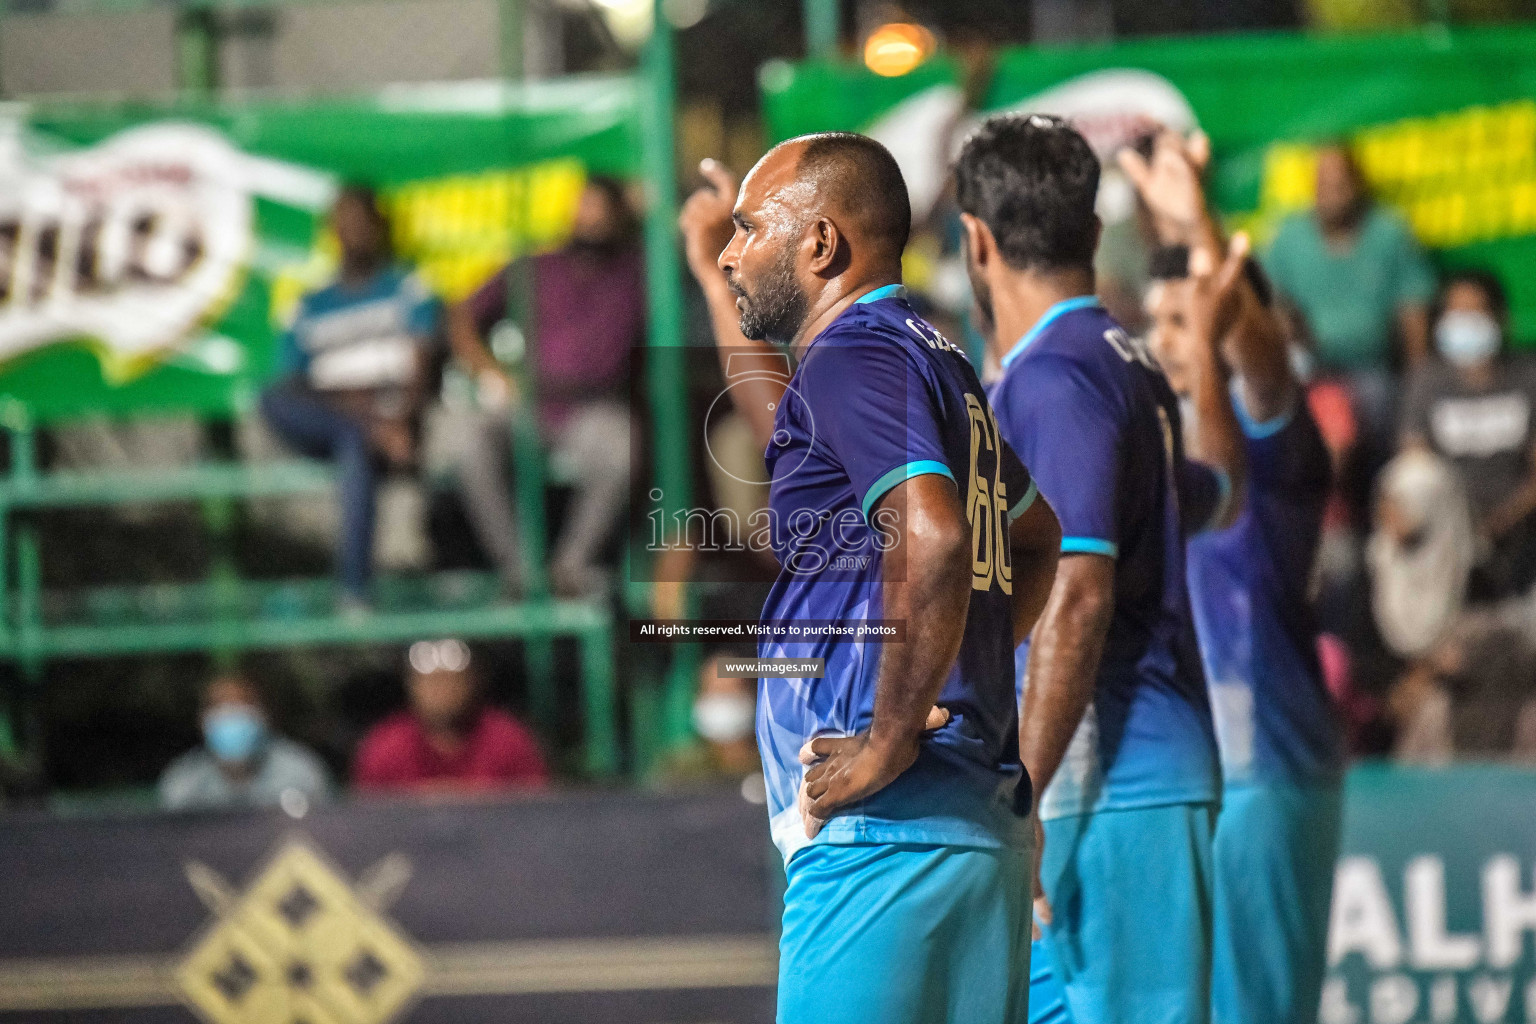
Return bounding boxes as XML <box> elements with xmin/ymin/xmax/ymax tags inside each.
<box><xmin>985</xmin><ymin>266</ymin><xmax>1096</xmax><ymax>368</ymax></box>
<box><xmin>787</xmin><ymin>267</ymin><xmax>904</xmax><ymax>358</ymax></box>
<box><xmin>340</xmin><ymin>257</ymin><xmax>383</xmax><ymax>288</ymax></box>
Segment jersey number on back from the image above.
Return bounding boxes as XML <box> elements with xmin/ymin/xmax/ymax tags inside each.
<box><xmin>964</xmin><ymin>393</ymin><xmax>1013</xmax><ymax>595</ymax></box>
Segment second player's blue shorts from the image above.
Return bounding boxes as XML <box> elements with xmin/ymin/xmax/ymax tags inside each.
<box><xmin>1033</xmin><ymin>802</ymin><xmax>1216</xmax><ymax>1024</ymax></box>
<box><xmin>1211</xmin><ymin>782</ymin><xmax>1343</xmax><ymax>1024</ymax></box>
<box><xmin>777</xmin><ymin>841</ymin><xmax>1032</xmax><ymax>1024</ymax></box>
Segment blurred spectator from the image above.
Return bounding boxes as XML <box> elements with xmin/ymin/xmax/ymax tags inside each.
<box><xmin>159</xmin><ymin>674</ymin><xmax>332</xmax><ymax>811</ymax></box>
<box><xmin>1391</xmin><ymin>613</ymin><xmax>1536</xmax><ymax>763</ymax></box>
<box><xmin>1263</xmin><ymin>144</ymin><xmax>1434</xmax><ymax>447</ymax></box>
<box><xmin>445</xmin><ymin>176</ymin><xmax>641</xmax><ymax>597</ymax></box>
<box><xmin>260</xmin><ymin>186</ymin><xmax>440</xmax><ymax>610</ymax></box>
<box><xmin>1401</xmin><ymin>270</ymin><xmax>1536</xmax><ymax>600</ymax></box>
<box><xmin>659</xmin><ymin>652</ymin><xmax>761</xmax><ymax>785</ymax></box>
<box><xmin>1367</xmin><ymin>450</ymin><xmax>1475</xmax><ymax>660</ymax></box>
<box><xmin>353</xmin><ymin>639</ymin><xmax>548</xmax><ymax>792</ymax></box>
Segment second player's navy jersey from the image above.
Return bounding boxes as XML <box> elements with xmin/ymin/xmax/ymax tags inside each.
<box><xmin>1187</xmin><ymin>395</ymin><xmax>1345</xmax><ymax>788</ymax></box>
<box><xmin>988</xmin><ymin>297</ymin><xmax>1222</xmax><ymax>819</ymax></box>
<box><xmin>757</xmin><ymin>285</ymin><xmax>1036</xmax><ymax>862</ymax></box>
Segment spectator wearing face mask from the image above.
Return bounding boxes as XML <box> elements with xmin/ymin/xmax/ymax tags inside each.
<box><xmin>659</xmin><ymin>652</ymin><xmax>761</xmax><ymax>786</ymax></box>
<box><xmin>353</xmin><ymin>639</ymin><xmax>549</xmax><ymax>793</ymax></box>
<box><xmin>1401</xmin><ymin>270</ymin><xmax>1536</xmax><ymax>600</ymax></box>
<box><xmin>159</xmin><ymin>675</ymin><xmax>333</xmax><ymax>811</ymax></box>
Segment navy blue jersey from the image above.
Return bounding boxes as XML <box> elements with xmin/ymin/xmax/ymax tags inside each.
<box><xmin>988</xmin><ymin>297</ymin><xmax>1222</xmax><ymax>818</ymax></box>
<box><xmin>757</xmin><ymin>285</ymin><xmax>1035</xmax><ymax>862</ymax></box>
<box><xmin>1187</xmin><ymin>395</ymin><xmax>1345</xmax><ymax>787</ymax></box>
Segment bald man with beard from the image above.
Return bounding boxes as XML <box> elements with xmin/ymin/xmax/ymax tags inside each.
<box><xmin>678</xmin><ymin>133</ymin><xmax>1061</xmax><ymax>1023</ymax></box>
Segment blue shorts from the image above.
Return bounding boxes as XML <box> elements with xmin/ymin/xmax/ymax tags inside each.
<box><xmin>777</xmin><ymin>842</ymin><xmax>1032</xmax><ymax>1024</ymax></box>
<box><xmin>1032</xmin><ymin>802</ymin><xmax>1216</xmax><ymax>1024</ymax></box>
<box><xmin>1211</xmin><ymin>783</ymin><xmax>1343</xmax><ymax>1024</ymax></box>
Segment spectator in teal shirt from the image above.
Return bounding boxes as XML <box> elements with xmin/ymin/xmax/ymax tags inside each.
<box><xmin>1264</xmin><ymin>144</ymin><xmax>1436</xmax><ymax>375</ymax></box>
<box><xmin>1264</xmin><ymin>144</ymin><xmax>1436</xmax><ymax>514</ymax></box>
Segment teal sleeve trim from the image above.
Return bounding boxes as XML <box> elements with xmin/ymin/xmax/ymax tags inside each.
<box><xmin>1231</xmin><ymin>384</ymin><xmax>1297</xmax><ymax>440</ymax></box>
<box><xmin>1008</xmin><ymin>480</ymin><xmax>1039</xmax><ymax>522</ymax></box>
<box><xmin>862</xmin><ymin>460</ymin><xmax>955</xmax><ymax>519</ymax></box>
<box><xmin>1061</xmin><ymin>537</ymin><xmax>1118</xmax><ymax>557</ymax></box>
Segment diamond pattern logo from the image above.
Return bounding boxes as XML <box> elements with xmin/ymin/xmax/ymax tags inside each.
<box><xmin>175</xmin><ymin>842</ymin><xmax>423</xmax><ymax>1024</ymax></box>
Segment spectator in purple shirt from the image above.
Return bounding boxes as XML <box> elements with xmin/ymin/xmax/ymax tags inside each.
<box><xmin>446</xmin><ymin>177</ymin><xmax>642</xmax><ymax>596</ymax></box>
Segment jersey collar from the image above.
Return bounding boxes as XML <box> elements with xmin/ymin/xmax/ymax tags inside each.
<box><xmin>854</xmin><ymin>283</ymin><xmax>907</xmax><ymax>304</ymax></box>
<box><xmin>999</xmin><ymin>295</ymin><xmax>1100</xmax><ymax>369</ymax></box>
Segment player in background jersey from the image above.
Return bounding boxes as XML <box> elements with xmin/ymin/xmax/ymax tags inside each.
<box><xmin>954</xmin><ymin>114</ymin><xmax>1250</xmax><ymax>1024</ymax></box>
<box><xmin>678</xmin><ymin>135</ymin><xmax>1063</xmax><ymax>1024</ymax></box>
<box><xmin>1125</xmin><ymin>130</ymin><xmax>1345</xmax><ymax>1024</ymax></box>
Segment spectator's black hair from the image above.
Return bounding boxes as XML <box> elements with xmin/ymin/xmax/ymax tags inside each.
<box><xmin>1435</xmin><ymin>267</ymin><xmax>1509</xmax><ymax>323</ymax></box>
<box><xmin>1147</xmin><ymin>243</ymin><xmax>1275</xmax><ymax>309</ymax></box>
<box><xmin>582</xmin><ymin>173</ymin><xmax>640</xmax><ymax>243</ymax></box>
<box><xmin>953</xmin><ymin>113</ymin><xmax>1100</xmax><ymax>274</ymax></box>
<box><xmin>795</xmin><ymin>132</ymin><xmax>912</xmax><ymax>261</ymax></box>
<box><xmin>1148</xmin><ymin>244</ymin><xmax>1190</xmax><ymax>281</ymax></box>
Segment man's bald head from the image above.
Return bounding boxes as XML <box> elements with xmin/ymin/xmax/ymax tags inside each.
<box><xmin>718</xmin><ymin>132</ymin><xmax>910</xmax><ymax>345</ymax></box>
<box><xmin>793</xmin><ymin>132</ymin><xmax>911</xmax><ymax>264</ymax></box>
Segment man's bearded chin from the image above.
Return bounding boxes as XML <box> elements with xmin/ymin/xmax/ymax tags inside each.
<box><xmin>736</xmin><ymin>246</ymin><xmax>808</xmax><ymax>345</ymax></box>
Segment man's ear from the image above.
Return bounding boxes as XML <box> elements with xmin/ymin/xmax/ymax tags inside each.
<box><xmin>960</xmin><ymin>212</ymin><xmax>991</xmax><ymax>271</ymax></box>
<box><xmin>806</xmin><ymin>216</ymin><xmax>841</xmax><ymax>275</ymax></box>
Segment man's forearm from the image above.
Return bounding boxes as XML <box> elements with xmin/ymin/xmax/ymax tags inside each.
<box><xmin>868</xmin><ymin>484</ymin><xmax>972</xmax><ymax>754</ymax></box>
<box><xmin>1009</xmin><ymin>500</ymin><xmax>1062</xmax><ymax>646</ymax></box>
<box><xmin>1019</xmin><ymin>564</ymin><xmax>1113</xmax><ymax>800</ymax></box>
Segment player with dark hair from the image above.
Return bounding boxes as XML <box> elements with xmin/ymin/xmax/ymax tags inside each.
<box><xmin>955</xmin><ymin>113</ymin><xmax>1248</xmax><ymax>1024</ymax></box>
<box><xmin>1127</xmin><ymin>130</ymin><xmax>1344</xmax><ymax>1024</ymax></box>
<box><xmin>678</xmin><ymin>132</ymin><xmax>1062</xmax><ymax>1023</ymax></box>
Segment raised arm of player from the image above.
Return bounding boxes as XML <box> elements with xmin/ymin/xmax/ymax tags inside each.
<box><xmin>799</xmin><ymin>473</ymin><xmax>972</xmax><ymax>835</ymax></box>
<box><xmin>679</xmin><ymin>158</ymin><xmax>786</xmax><ymax>450</ymax></box>
<box><xmin>1180</xmin><ymin>236</ymin><xmax>1252</xmax><ymax>531</ymax></box>
<box><xmin>1120</xmin><ymin>130</ymin><xmax>1255</xmax><ymax>529</ymax></box>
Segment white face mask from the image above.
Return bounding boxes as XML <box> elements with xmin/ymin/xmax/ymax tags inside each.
<box><xmin>1435</xmin><ymin>310</ymin><xmax>1501</xmax><ymax>366</ymax></box>
<box><xmin>692</xmin><ymin>694</ymin><xmax>756</xmax><ymax>743</ymax></box>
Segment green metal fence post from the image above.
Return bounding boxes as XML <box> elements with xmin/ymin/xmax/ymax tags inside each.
<box><xmin>803</xmin><ymin>0</ymin><xmax>839</xmax><ymax>58</ymax></box>
<box><xmin>580</xmin><ymin>617</ymin><xmax>619</xmax><ymax>776</ymax></box>
<box><xmin>640</xmin><ymin>0</ymin><xmax>697</xmax><ymax>759</ymax></box>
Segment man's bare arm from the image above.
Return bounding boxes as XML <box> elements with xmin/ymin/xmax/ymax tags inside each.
<box><xmin>800</xmin><ymin>474</ymin><xmax>972</xmax><ymax>833</ymax></box>
<box><xmin>1019</xmin><ymin>553</ymin><xmax>1114</xmax><ymax>803</ymax></box>
<box><xmin>679</xmin><ymin>159</ymin><xmax>786</xmax><ymax>449</ymax></box>
<box><xmin>1009</xmin><ymin>496</ymin><xmax>1061</xmax><ymax>646</ymax></box>
<box><xmin>1183</xmin><ymin>239</ymin><xmax>1252</xmax><ymax>531</ymax></box>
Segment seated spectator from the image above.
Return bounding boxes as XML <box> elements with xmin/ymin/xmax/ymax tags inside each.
<box><xmin>1391</xmin><ymin>613</ymin><xmax>1536</xmax><ymax>763</ymax></box>
<box><xmin>159</xmin><ymin>674</ymin><xmax>332</xmax><ymax>811</ymax></box>
<box><xmin>1368</xmin><ymin>450</ymin><xmax>1475</xmax><ymax>660</ymax></box>
<box><xmin>354</xmin><ymin>639</ymin><xmax>548</xmax><ymax>793</ymax></box>
<box><xmin>445</xmin><ymin>176</ymin><xmax>640</xmax><ymax>597</ymax></box>
<box><xmin>260</xmin><ymin>186</ymin><xmax>440</xmax><ymax>610</ymax></box>
<box><xmin>658</xmin><ymin>652</ymin><xmax>761</xmax><ymax>786</ymax></box>
<box><xmin>1402</xmin><ymin>270</ymin><xmax>1536</xmax><ymax>600</ymax></box>
<box><xmin>1263</xmin><ymin>144</ymin><xmax>1434</xmax><ymax>462</ymax></box>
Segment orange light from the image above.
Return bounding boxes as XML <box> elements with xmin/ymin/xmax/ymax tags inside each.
<box><xmin>863</xmin><ymin>22</ymin><xmax>935</xmax><ymax>78</ymax></box>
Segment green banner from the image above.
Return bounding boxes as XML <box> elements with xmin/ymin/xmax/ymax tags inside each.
<box><xmin>762</xmin><ymin>27</ymin><xmax>1536</xmax><ymax>342</ymax></box>
<box><xmin>0</xmin><ymin>75</ymin><xmax>639</xmax><ymax>423</ymax></box>
<box><xmin>1329</xmin><ymin>764</ymin><xmax>1536</xmax><ymax>1024</ymax></box>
